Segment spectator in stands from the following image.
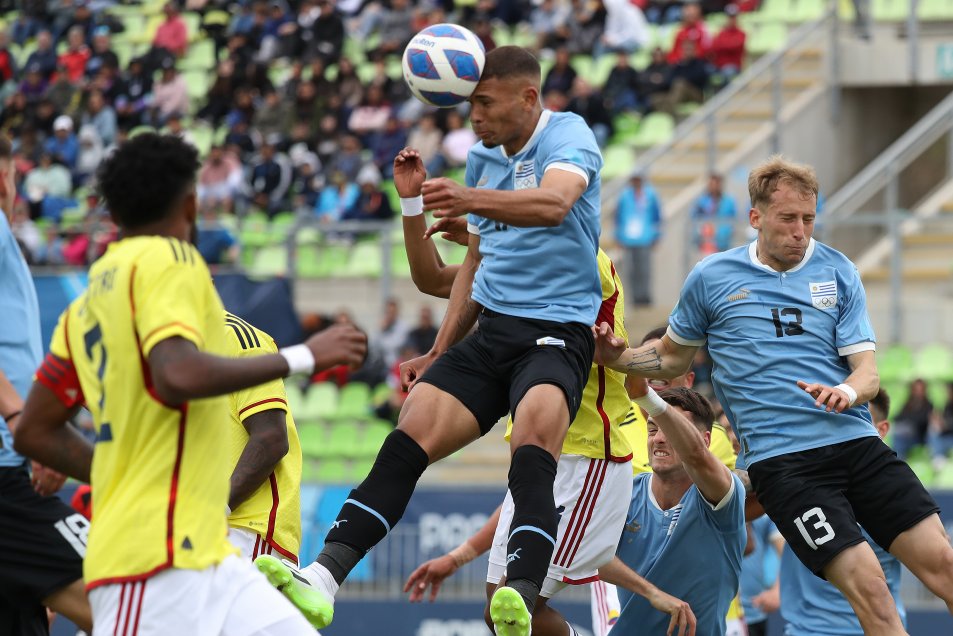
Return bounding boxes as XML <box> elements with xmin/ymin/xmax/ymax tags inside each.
<box><xmin>405</xmin><ymin>305</ymin><xmax>438</xmax><ymax>356</ymax></box>
<box><xmin>348</xmin><ymin>84</ymin><xmax>392</xmax><ymax>141</ymax></box>
<box><xmin>24</xmin><ymin>151</ymin><xmax>72</xmax><ymax>221</ymax></box>
<box><xmin>250</xmin><ymin>138</ymin><xmax>293</xmax><ymax>217</ymax></box>
<box><xmin>369</xmin><ymin>116</ymin><xmax>407</xmax><ymax>179</ymax></box>
<box><xmin>566</xmin><ymin>0</ymin><xmax>606</xmax><ymax>54</ymax></box>
<box><xmin>19</xmin><ymin>63</ymin><xmax>49</xmax><ymax>105</ymax></box>
<box><xmin>85</xmin><ymin>26</ymin><xmax>119</xmax><ymax>79</ymax></box>
<box><xmin>328</xmin><ymin>133</ymin><xmax>364</xmax><ymax>182</ymax></box>
<box><xmin>530</xmin><ymin>0</ymin><xmax>571</xmax><ymax>53</ymax></box>
<box><xmin>198</xmin><ymin>59</ymin><xmax>238</xmax><ymax>126</ymax></box>
<box><xmin>710</xmin><ymin>4</ymin><xmax>746</xmax><ymax>84</ymax></box>
<box><xmin>196</xmin><ymin>205</ymin><xmax>239</xmax><ymax>265</ymax></box>
<box><xmin>652</xmin><ymin>40</ymin><xmax>709</xmax><ymax>116</ymax></box>
<box><xmin>115</xmin><ymin>57</ymin><xmax>153</xmax><ymax>130</ymax></box>
<box><xmin>153</xmin><ymin>1</ymin><xmax>190</xmax><ymax>59</ymax></box>
<box><xmin>315</xmin><ymin>169</ymin><xmax>358</xmax><ymax>222</ymax></box>
<box><xmin>343</xmin><ymin>165</ymin><xmax>392</xmax><ymax>224</ymax></box>
<box><xmin>58</xmin><ymin>26</ymin><xmax>91</xmax><ymax>83</ymax></box>
<box><xmin>197</xmin><ymin>144</ymin><xmax>244</xmax><ymax>213</ymax></box>
<box><xmin>312</xmin><ymin>0</ymin><xmax>346</xmax><ymax>63</ymax></box>
<box><xmin>691</xmin><ymin>172</ymin><xmax>736</xmax><ymax>254</ymax></box>
<box><xmin>25</xmin><ymin>30</ymin><xmax>58</xmax><ymax>80</ymax></box>
<box><xmin>257</xmin><ymin>1</ymin><xmax>294</xmax><ymax>62</ymax></box>
<box><xmin>405</xmin><ymin>113</ymin><xmax>443</xmax><ymax>168</ymax></box>
<box><xmin>0</xmin><ymin>91</ymin><xmax>29</xmax><ymax>137</ymax></box>
<box><xmin>894</xmin><ymin>378</ymin><xmax>934</xmax><ymax>461</ymax></box>
<box><xmin>36</xmin><ymin>224</ymin><xmax>67</xmax><ymax>265</ymax></box>
<box><xmin>254</xmin><ymin>89</ymin><xmax>293</xmax><ymax>140</ymax></box>
<box><xmin>0</xmin><ymin>29</ymin><xmax>17</xmax><ymax>97</ymax></box>
<box><xmin>615</xmin><ymin>170</ymin><xmax>661</xmax><ymax>306</ymax></box>
<box><xmin>366</xmin><ymin>0</ymin><xmax>415</xmax><ymax>61</ymax></box>
<box><xmin>668</xmin><ymin>2</ymin><xmax>710</xmax><ymax>63</ymax></box>
<box><xmin>74</xmin><ymin>124</ymin><xmax>105</xmax><ymax>185</ymax></box>
<box><xmin>377</xmin><ymin>297</ymin><xmax>409</xmax><ymax>369</ymax></box>
<box><xmin>597</xmin><ymin>0</ymin><xmax>649</xmax><ymax>58</ymax></box>
<box><xmin>43</xmin><ymin>115</ymin><xmax>79</xmax><ymax>170</ymax></box>
<box><xmin>62</xmin><ymin>0</ymin><xmax>97</xmax><ymax>46</ymax></box>
<box><xmin>929</xmin><ymin>382</ymin><xmax>953</xmax><ymax>470</ymax></box>
<box><xmin>542</xmin><ymin>46</ymin><xmax>577</xmax><ymax>95</ymax></box>
<box><xmin>426</xmin><ymin>110</ymin><xmax>475</xmax><ymax>177</ymax></box>
<box><xmin>472</xmin><ymin>15</ymin><xmax>497</xmax><ymax>53</ymax></box>
<box><xmin>566</xmin><ymin>77</ymin><xmax>613</xmax><ymax>147</ymax></box>
<box><xmin>604</xmin><ymin>51</ymin><xmax>642</xmax><ymax>113</ymax></box>
<box><xmin>11</xmin><ymin>13</ymin><xmax>41</xmax><ymax>48</ymax></box>
<box><xmin>30</xmin><ymin>99</ymin><xmax>58</xmax><ymax>138</ymax></box>
<box><xmin>335</xmin><ymin>57</ymin><xmax>364</xmax><ymax>109</ymax></box>
<box><xmin>80</xmin><ymin>89</ymin><xmax>117</xmax><ymax>147</ymax></box>
<box><xmin>11</xmin><ymin>200</ymin><xmax>41</xmax><ymax>263</ymax></box>
<box><xmin>150</xmin><ymin>59</ymin><xmax>189</xmax><ymax>126</ymax></box>
<box><xmin>288</xmin><ymin>146</ymin><xmax>323</xmax><ymax>209</ymax></box>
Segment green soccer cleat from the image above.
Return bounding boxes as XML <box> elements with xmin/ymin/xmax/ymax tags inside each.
<box><xmin>489</xmin><ymin>586</ymin><xmax>532</xmax><ymax>636</ymax></box>
<box><xmin>254</xmin><ymin>554</ymin><xmax>334</xmax><ymax>629</ymax></box>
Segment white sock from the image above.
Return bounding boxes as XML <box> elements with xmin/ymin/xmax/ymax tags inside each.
<box><xmin>302</xmin><ymin>562</ymin><xmax>340</xmax><ymax>599</ymax></box>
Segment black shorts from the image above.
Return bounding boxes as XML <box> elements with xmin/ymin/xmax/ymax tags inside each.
<box><xmin>748</xmin><ymin>436</ymin><xmax>939</xmax><ymax>576</ymax></box>
<box><xmin>0</xmin><ymin>467</ymin><xmax>85</xmax><ymax>612</ymax></box>
<box><xmin>418</xmin><ymin>309</ymin><xmax>595</xmax><ymax>435</ymax></box>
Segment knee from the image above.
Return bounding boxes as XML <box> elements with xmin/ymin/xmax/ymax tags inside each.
<box><xmin>849</xmin><ymin>575</ymin><xmax>896</xmax><ymax>623</ymax></box>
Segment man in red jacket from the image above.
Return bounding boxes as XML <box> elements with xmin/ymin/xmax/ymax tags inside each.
<box><xmin>711</xmin><ymin>4</ymin><xmax>747</xmax><ymax>82</ymax></box>
<box><xmin>668</xmin><ymin>3</ymin><xmax>711</xmax><ymax>64</ymax></box>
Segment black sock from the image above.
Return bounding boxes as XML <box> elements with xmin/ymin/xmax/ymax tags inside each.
<box><xmin>321</xmin><ymin>430</ymin><xmax>429</xmax><ymax>584</ymax></box>
<box><xmin>505</xmin><ymin>444</ymin><xmax>558</xmax><ymax>614</ymax></box>
<box><xmin>316</xmin><ymin>542</ymin><xmax>363</xmax><ymax>585</ymax></box>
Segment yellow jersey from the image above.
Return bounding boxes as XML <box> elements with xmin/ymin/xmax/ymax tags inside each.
<box><xmin>505</xmin><ymin>249</ymin><xmax>633</xmax><ymax>463</ymax></box>
<box><xmin>50</xmin><ymin>236</ymin><xmax>236</xmax><ymax>590</ymax></box>
<box><xmin>223</xmin><ymin>312</ymin><xmax>302</xmax><ymax>562</ymax></box>
<box><xmin>621</xmin><ymin>405</ymin><xmax>737</xmax><ymax>475</ymax></box>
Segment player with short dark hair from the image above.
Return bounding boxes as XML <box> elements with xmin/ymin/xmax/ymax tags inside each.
<box><xmin>255</xmin><ymin>45</ymin><xmax>605</xmax><ymax>636</ymax></box>
<box><xmin>14</xmin><ymin>133</ymin><xmax>367</xmax><ymax>635</ymax></box>
<box><xmin>595</xmin><ymin>155</ymin><xmax>953</xmax><ymax>634</ymax></box>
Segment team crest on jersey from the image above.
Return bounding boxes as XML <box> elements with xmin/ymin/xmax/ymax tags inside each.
<box><xmin>809</xmin><ymin>280</ymin><xmax>837</xmax><ymax>310</ymax></box>
<box><xmin>513</xmin><ymin>160</ymin><xmax>537</xmax><ymax>190</ymax></box>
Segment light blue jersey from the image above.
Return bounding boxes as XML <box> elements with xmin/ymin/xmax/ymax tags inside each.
<box><xmin>466</xmin><ymin>110</ymin><xmax>602</xmax><ymax>325</ymax></box>
<box><xmin>781</xmin><ymin>531</ymin><xmax>905</xmax><ymax>635</ymax></box>
<box><xmin>614</xmin><ymin>472</ymin><xmax>746</xmax><ymax>636</ymax></box>
<box><xmin>0</xmin><ymin>213</ymin><xmax>42</xmax><ymax>466</ymax></box>
<box><xmin>741</xmin><ymin>515</ymin><xmax>780</xmax><ymax>625</ymax></box>
<box><xmin>668</xmin><ymin>239</ymin><xmax>878</xmax><ymax>466</ymax></box>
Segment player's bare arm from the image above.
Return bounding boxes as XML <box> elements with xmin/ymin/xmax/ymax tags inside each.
<box><xmin>147</xmin><ymin>323</ymin><xmax>367</xmax><ymax>405</ymax></box>
<box><xmin>228</xmin><ymin>409</ymin><xmax>289</xmax><ymax>511</ymax></box>
<box><xmin>593</xmin><ymin>326</ymin><xmax>697</xmax><ymax>380</ymax></box>
<box><xmin>404</xmin><ymin>504</ymin><xmax>502</xmax><ymax>603</ymax></box>
<box><xmin>400</xmin><ymin>234</ymin><xmax>482</xmax><ymax>390</ymax></box>
<box><xmin>426</xmin><ymin>169</ymin><xmax>586</xmax><ymax>227</ymax></box>
<box><xmin>0</xmin><ymin>367</ymin><xmax>23</xmax><ymax>429</ymax></box>
<box><xmin>14</xmin><ymin>382</ymin><xmax>92</xmax><ymax>483</ymax></box>
<box><xmin>598</xmin><ymin>556</ymin><xmax>696</xmax><ymax>636</ymax></box>
<box><xmin>796</xmin><ymin>349</ymin><xmax>879</xmax><ymax>414</ymax></box>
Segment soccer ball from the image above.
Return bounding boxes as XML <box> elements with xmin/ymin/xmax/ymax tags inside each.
<box><xmin>402</xmin><ymin>23</ymin><xmax>486</xmax><ymax>108</ymax></box>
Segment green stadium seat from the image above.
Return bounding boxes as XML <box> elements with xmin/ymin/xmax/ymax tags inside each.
<box><xmin>920</xmin><ymin>0</ymin><xmax>953</xmax><ymax>20</ymax></box>
<box><xmin>350</xmin><ymin>458</ymin><xmax>375</xmax><ymax>481</ymax></box>
<box><xmin>915</xmin><ymin>344</ymin><xmax>953</xmax><ymax>382</ymax></box>
<box><xmin>380</xmin><ymin>180</ymin><xmax>401</xmax><ymax>212</ymax></box>
<box><xmin>129</xmin><ymin>125</ymin><xmax>157</xmax><ymax>138</ymax></box>
<box><xmin>299</xmin><ymin>382</ymin><xmax>338</xmax><ymax>423</ymax></box>
<box><xmin>601</xmin><ymin>145</ymin><xmax>636</xmax><ymax>180</ymax></box>
<box><xmin>884</xmin><ymin>381</ymin><xmax>909</xmax><ymax>419</ymax></box>
<box><xmin>182</xmin><ymin>38</ymin><xmax>216</xmax><ymax>71</ymax></box>
<box><xmin>390</xmin><ymin>243</ymin><xmax>412</xmax><ymax>278</ymax></box>
<box><xmin>933</xmin><ymin>463</ymin><xmax>953</xmax><ymax>490</ymax></box>
<box><xmin>315</xmin><ymin>245</ymin><xmax>351</xmax><ymax>277</ymax></box>
<box><xmin>371</xmin><ymin>383</ymin><xmax>391</xmax><ymax>406</ymax></box>
<box><xmin>248</xmin><ymin>245</ymin><xmax>288</xmax><ymax>277</ymax></box>
<box><xmin>359</xmin><ymin>421</ymin><xmax>392</xmax><ymax>458</ymax></box>
<box><xmin>326</xmin><ymin>421</ymin><xmax>359</xmax><ymax>457</ymax></box>
<box><xmin>344</xmin><ymin>242</ymin><xmax>382</xmax><ymax>277</ymax></box>
<box><xmin>315</xmin><ymin>458</ymin><xmax>349</xmax><ymax>483</ymax></box>
<box><xmin>297</xmin><ymin>423</ymin><xmax>325</xmax><ymax>458</ymax></box>
<box><xmin>333</xmin><ymin>382</ymin><xmax>372</xmax><ymax>420</ymax></box>
<box><xmin>792</xmin><ymin>0</ymin><xmax>825</xmax><ymax>22</ymax></box>
<box><xmin>612</xmin><ymin>112</ymin><xmax>642</xmax><ymax>144</ymax></box>
<box><xmin>285</xmin><ymin>383</ymin><xmax>305</xmax><ymax>415</ymax></box>
<box><xmin>184</xmin><ymin>70</ymin><xmax>210</xmax><ymax>104</ymax></box>
<box><xmin>182</xmin><ymin>11</ymin><xmax>201</xmax><ymax>42</ymax></box>
<box><xmin>877</xmin><ymin>345</ymin><xmax>914</xmax><ymax>383</ymax></box>
<box><xmin>297</xmin><ymin>245</ymin><xmax>324</xmax><ymax>278</ymax></box>
<box><xmin>928</xmin><ymin>381</ymin><xmax>949</xmax><ymax>411</ymax></box>
<box><xmin>301</xmin><ymin>459</ymin><xmax>321</xmax><ymax>483</ymax></box>
<box><xmin>907</xmin><ymin>456</ymin><xmax>934</xmax><ymax>488</ymax></box>
<box><xmin>631</xmin><ymin>113</ymin><xmax>674</xmax><ymax>148</ymax></box>
<box><xmin>748</xmin><ymin>23</ymin><xmax>788</xmax><ymax>56</ymax></box>
<box><xmin>271</xmin><ymin>212</ymin><xmax>298</xmax><ymax>235</ymax></box>
<box><xmin>872</xmin><ymin>0</ymin><xmax>908</xmax><ymax>21</ymax></box>
<box><xmin>189</xmin><ymin>124</ymin><xmax>214</xmax><ymax>156</ymax></box>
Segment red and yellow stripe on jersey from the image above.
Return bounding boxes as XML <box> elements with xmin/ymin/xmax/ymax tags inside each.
<box><xmin>621</xmin><ymin>404</ymin><xmax>738</xmax><ymax>474</ymax></box>
<box><xmin>46</xmin><ymin>236</ymin><xmax>236</xmax><ymax>590</ymax></box>
<box><xmin>505</xmin><ymin>249</ymin><xmax>633</xmax><ymax>463</ymax></box>
<box><xmin>223</xmin><ymin>312</ymin><xmax>302</xmax><ymax>562</ymax></box>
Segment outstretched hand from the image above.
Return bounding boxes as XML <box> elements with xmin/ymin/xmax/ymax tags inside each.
<box><xmin>403</xmin><ymin>554</ymin><xmax>458</xmax><ymax>603</ymax></box>
<box><xmin>796</xmin><ymin>380</ymin><xmax>851</xmax><ymax>413</ymax></box>
<box><xmin>393</xmin><ymin>147</ymin><xmax>427</xmax><ymax>198</ymax></box>
<box><xmin>592</xmin><ymin>322</ymin><xmax>627</xmax><ymax>368</ymax></box>
<box><xmin>423</xmin><ymin>178</ymin><xmax>470</xmax><ymax>218</ymax></box>
<box><xmin>423</xmin><ymin>217</ymin><xmax>469</xmax><ymax>246</ymax></box>
<box><xmin>645</xmin><ymin>586</ymin><xmax>696</xmax><ymax>636</ymax></box>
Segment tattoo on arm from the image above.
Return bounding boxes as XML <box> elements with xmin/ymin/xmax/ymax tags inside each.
<box><xmin>626</xmin><ymin>347</ymin><xmax>663</xmax><ymax>372</ymax></box>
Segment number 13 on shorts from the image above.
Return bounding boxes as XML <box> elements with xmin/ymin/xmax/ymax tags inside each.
<box><xmin>793</xmin><ymin>507</ymin><xmax>836</xmax><ymax>550</ymax></box>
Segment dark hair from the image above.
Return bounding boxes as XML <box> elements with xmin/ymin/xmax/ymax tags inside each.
<box><xmin>658</xmin><ymin>387</ymin><xmax>714</xmax><ymax>432</ymax></box>
<box><xmin>0</xmin><ymin>134</ymin><xmax>11</xmax><ymax>160</ymax></box>
<box><xmin>96</xmin><ymin>133</ymin><xmax>199</xmax><ymax>230</ymax></box>
<box><xmin>640</xmin><ymin>325</ymin><xmax>668</xmax><ymax>346</ymax></box>
<box><xmin>869</xmin><ymin>388</ymin><xmax>890</xmax><ymax>422</ymax></box>
<box><xmin>480</xmin><ymin>46</ymin><xmax>541</xmax><ymax>83</ymax></box>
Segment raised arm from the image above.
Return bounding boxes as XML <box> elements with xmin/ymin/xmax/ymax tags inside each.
<box><xmin>402</xmin><ymin>213</ymin><xmax>463</xmax><ymax>299</ymax></box>
<box><xmin>594</xmin><ymin>327</ymin><xmax>698</xmax><ymax>380</ymax></box>
<box><xmin>796</xmin><ymin>349</ymin><xmax>879</xmax><ymax>414</ymax></box>
<box><xmin>599</xmin><ymin>556</ymin><xmax>696</xmax><ymax>636</ymax></box>
<box><xmin>422</xmin><ymin>168</ymin><xmax>587</xmax><ymax>227</ymax></box>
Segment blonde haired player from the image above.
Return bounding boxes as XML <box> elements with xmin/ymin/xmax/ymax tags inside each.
<box><xmin>14</xmin><ymin>134</ymin><xmax>366</xmax><ymax>635</ymax></box>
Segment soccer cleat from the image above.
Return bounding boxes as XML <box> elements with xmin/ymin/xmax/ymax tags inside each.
<box><xmin>254</xmin><ymin>555</ymin><xmax>334</xmax><ymax>629</ymax></box>
<box><xmin>489</xmin><ymin>586</ymin><xmax>532</xmax><ymax>636</ymax></box>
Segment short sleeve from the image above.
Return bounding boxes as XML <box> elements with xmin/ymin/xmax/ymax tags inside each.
<box><xmin>35</xmin><ymin>304</ymin><xmax>84</xmax><ymax>409</ymax></box>
<box><xmin>835</xmin><ymin>267</ymin><xmax>876</xmax><ymax>357</ymax></box>
<box><xmin>467</xmin><ymin>213</ymin><xmax>481</xmax><ymax>235</ymax></box>
<box><xmin>667</xmin><ymin>262</ymin><xmax>710</xmax><ymax>346</ymax></box>
<box><xmin>700</xmin><ymin>471</ymin><xmax>745</xmax><ymax>533</ymax></box>
<box><xmin>48</xmin><ymin>304</ymin><xmax>72</xmax><ymax>360</ymax></box>
<box><xmin>540</xmin><ymin>118</ymin><xmax>602</xmax><ymax>187</ymax></box>
<box><xmin>135</xmin><ymin>240</ymin><xmax>214</xmax><ymax>357</ymax></box>
<box><xmin>224</xmin><ymin>327</ymin><xmax>289</xmax><ymax>422</ymax></box>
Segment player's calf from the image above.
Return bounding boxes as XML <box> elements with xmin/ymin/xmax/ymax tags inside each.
<box><xmin>823</xmin><ymin>543</ymin><xmax>908</xmax><ymax>636</ymax></box>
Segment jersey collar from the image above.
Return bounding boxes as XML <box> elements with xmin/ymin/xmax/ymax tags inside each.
<box><xmin>500</xmin><ymin>109</ymin><xmax>552</xmax><ymax>159</ymax></box>
<box><xmin>747</xmin><ymin>237</ymin><xmax>816</xmax><ymax>274</ymax></box>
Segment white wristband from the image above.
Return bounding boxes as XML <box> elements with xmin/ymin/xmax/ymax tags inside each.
<box><xmin>635</xmin><ymin>387</ymin><xmax>669</xmax><ymax>418</ymax></box>
<box><xmin>279</xmin><ymin>344</ymin><xmax>316</xmax><ymax>376</ymax></box>
<box><xmin>835</xmin><ymin>383</ymin><xmax>858</xmax><ymax>407</ymax></box>
<box><xmin>400</xmin><ymin>195</ymin><xmax>423</xmax><ymax>217</ymax></box>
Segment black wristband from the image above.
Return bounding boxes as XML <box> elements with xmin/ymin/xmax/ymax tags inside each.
<box><xmin>3</xmin><ymin>410</ymin><xmax>21</xmax><ymax>422</ymax></box>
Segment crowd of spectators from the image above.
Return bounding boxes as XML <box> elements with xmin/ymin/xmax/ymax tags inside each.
<box><xmin>2</xmin><ymin>0</ymin><xmax>759</xmax><ymax>268</ymax></box>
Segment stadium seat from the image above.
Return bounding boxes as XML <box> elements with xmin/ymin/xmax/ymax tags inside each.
<box><xmin>915</xmin><ymin>343</ymin><xmax>953</xmax><ymax>382</ymax></box>
<box><xmin>872</xmin><ymin>0</ymin><xmax>908</xmax><ymax>21</ymax></box>
<box><xmin>884</xmin><ymin>381</ymin><xmax>909</xmax><ymax>419</ymax></box>
<box><xmin>350</xmin><ymin>458</ymin><xmax>375</xmax><ymax>481</ymax></box>
<box><xmin>297</xmin><ymin>423</ymin><xmax>325</xmax><ymax>458</ymax></box>
<box><xmin>748</xmin><ymin>23</ymin><xmax>788</xmax><ymax>56</ymax></box>
<box><xmin>315</xmin><ymin>459</ymin><xmax>349</xmax><ymax>483</ymax></box>
<box><xmin>182</xmin><ymin>39</ymin><xmax>216</xmax><ymax>71</ymax></box>
<box><xmin>344</xmin><ymin>242</ymin><xmax>382</xmax><ymax>277</ymax></box>
<box><xmin>612</xmin><ymin>112</ymin><xmax>642</xmax><ymax>144</ymax></box>
<box><xmin>601</xmin><ymin>145</ymin><xmax>636</xmax><ymax>180</ymax></box>
<box><xmin>184</xmin><ymin>69</ymin><xmax>210</xmax><ymax>104</ymax></box>
<box><xmin>297</xmin><ymin>245</ymin><xmax>324</xmax><ymax>278</ymax></box>
<box><xmin>907</xmin><ymin>456</ymin><xmax>934</xmax><ymax>488</ymax></box>
<box><xmin>933</xmin><ymin>463</ymin><xmax>953</xmax><ymax>490</ymax></box>
<box><xmin>791</xmin><ymin>0</ymin><xmax>825</xmax><ymax>22</ymax></box>
<box><xmin>248</xmin><ymin>245</ymin><xmax>288</xmax><ymax>277</ymax></box>
<box><xmin>359</xmin><ymin>421</ymin><xmax>392</xmax><ymax>458</ymax></box>
<box><xmin>877</xmin><ymin>345</ymin><xmax>914</xmax><ymax>383</ymax></box>
<box><xmin>299</xmin><ymin>382</ymin><xmax>339</xmax><ymax>423</ymax></box>
<box><xmin>189</xmin><ymin>124</ymin><xmax>214</xmax><ymax>156</ymax></box>
<box><xmin>333</xmin><ymin>382</ymin><xmax>372</xmax><ymax>420</ymax></box>
<box><xmin>285</xmin><ymin>383</ymin><xmax>305</xmax><ymax>415</ymax></box>
<box><xmin>371</xmin><ymin>383</ymin><xmax>391</xmax><ymax>406</ymax></box>
<box><xmin>315</xmin><ymin>245</ymin><xmax>351</xmax><ymax>278</ymax></box>
<box><xmin>920</xmin><ymin>0</ymin><xmax>953</xmax><ymax>20</ymax></box>
<box><xmin>300</xmin><ymin>459</ymin><xmax>322</xmax><ymax>483</ymax></box>
<box><xmin>631</xmin><ymin>113</ymin><xmax>675</xmax><ymax>148</ymax></box>
<box><xmin>928</xmin><ymin>381</ymin><xmax>949</xmax><ymax>412</ymax></box>
<box><xmin>390</xmin><ymin>243</ymin><xmax>412</xmax><ymax>278</ymax></box>
<box><xmin>326</xmin><ymin>421</ymin><xmax>359</xmax><ymax>457</ymax></box>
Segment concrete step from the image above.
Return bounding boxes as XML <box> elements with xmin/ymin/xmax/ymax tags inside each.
<box><xmin>862</xmin><ymin>266</ymin><xmax>953</xmax><ymax>283</ymax></box>
<box><xmin>902</xmin><ymin>233</ymin><xmax>953</xmax><ymax>247</ymax></box>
